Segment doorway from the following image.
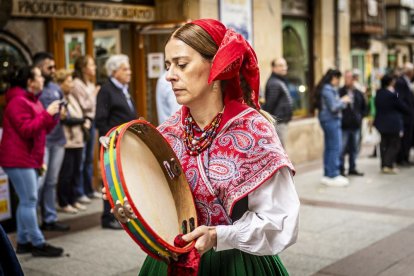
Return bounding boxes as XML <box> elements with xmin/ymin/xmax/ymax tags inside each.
<box><xmin>135</xmin><ymin>23</ymin><xmax>184</xmax><ymax>125</ymax></box>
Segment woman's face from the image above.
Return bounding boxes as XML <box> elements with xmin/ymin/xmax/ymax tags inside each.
<box><xmin>165</xmin><ymin>38</ymin><xmax>213</xmax><ymax>107</ymax></box>
<box><xmin>331</xmin><ymin>76</ymin><xmax>340</xmax><ymax>87</ymax></box>
<box><xmin>84</xmin><ymin>57</ymin><xmax>96</xmax><ymax>78</ymax></box>
<box><xmin>28</xmin><ymin>67</ymin><xmax>45</xmax><ymax>94</ymax></box>
<box><xmin>61</xmin><ymin>75</ymin><xmax>74</xmax><ymax>94</ymax></box>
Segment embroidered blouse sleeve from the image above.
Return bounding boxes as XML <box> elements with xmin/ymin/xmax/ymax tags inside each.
<box><xmin>215</xmin><ymin>166</ymin><xmax>300</xmax><ymax>255</ymax></box>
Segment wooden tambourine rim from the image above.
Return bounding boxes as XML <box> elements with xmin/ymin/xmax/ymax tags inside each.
<box><xmin>100</xmin><ymin>125</ymin><xmax>169</xmax><ymax>261</ymax></box>
<box><xmin>116</xmin><ymin>120</ymin><xmax>197</xmax><ymax>254</ymax></box>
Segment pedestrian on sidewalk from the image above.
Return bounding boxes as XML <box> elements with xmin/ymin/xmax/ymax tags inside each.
<box><xmin>339</xmin><ymin>70</ymin><xmax>367</xmax><ymax>176</ymax></box>
<box><xmin>95</xmin><ymin>54</ymin><xmax>138</xmax><ymax>230</ymax></box>
<box><xmin>262</xmin><ymin>57</ymin><xmax>293</xmax><ymax>147</ymax></box>
<box><xmin>105</xmin><ymin>18</ymin><xmax>300</xmax><ymax>275</ymax></box>
<box><xmin>71</xmin><ymin>55</ymin><xmax>101</xmax><ymax>202</ymax></box>
<box><xmin>34</xmin><ymin>52</ymin><xmax>70</xmax><ymax>232</ymax></box>
<box><xmin>0</xmin><ymin>66</ymin><xmax>64</xmax><ymax>257</ymax></box>
<box><xmin>314</xmin><ymin>69</ymin><xmax>351</xmax><ymax>187</ymax></box>
<box><xmin>395</xmin><ymin>63</ymin><xmax>414</xmax><ymax>167</ymax></box>
<box><xmin>374</xmin><ymin>73</ymin><xmax>411</xmax><ymax>174</ymax></box>
<box><xmin>56</xmin><ymin>69</ymin><xmax>88</xmax><ymax>214</ymax></box>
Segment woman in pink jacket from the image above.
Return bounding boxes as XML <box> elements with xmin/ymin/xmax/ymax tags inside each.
<box><xmin>0</xmin><ymin>66</ymin><xmax>63</xmax><ymax>257</ymax></box>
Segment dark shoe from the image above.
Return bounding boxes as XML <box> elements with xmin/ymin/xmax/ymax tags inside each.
<box><xmin>340</xmin><ymin>170</ymin><xmax>346</xmax><ymax>176</ymax></box>
<box><xmin>16</xmin><ymin>242</ymin><xmax>33</xmax><ymax>254</ymax></box>
<box><xmin>348</xmin><ymin>170</ymin><xmax>364</xmax><ymax>176</ymax></box>
<box><xmin>102</xmin><ymin>220</ymin><xmax>123</xmax><ymax>230</ymax></box>
<box><xmin>32</xmin><ymin>243</ymin><xmax>63</xmax><ymax>257</ymax></box>
<box><xmin>41</xmin><ymin>221</ymin><xmax>70</xmax><ymax>232</ymax></box>
<box><xmin>397</xmin><ymin>161</ymin><xmax>412</xmax><ymax>167</ymax></box>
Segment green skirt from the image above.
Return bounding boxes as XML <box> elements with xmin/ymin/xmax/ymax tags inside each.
<box><xmin>138</xmin><ymin>249</ymin><xmax>289</xmax><ymax>276</ymax></box>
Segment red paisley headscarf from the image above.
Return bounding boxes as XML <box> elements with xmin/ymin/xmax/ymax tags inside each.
<box><xmin>191</xmin><ymin>19</ymin><xmax>260</xmax><ymax>109</ymax></box>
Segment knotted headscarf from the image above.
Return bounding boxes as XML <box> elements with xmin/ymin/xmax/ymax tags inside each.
<box><xmin>191</xmin><ymin>19</ymin><xmax>260</xmax><ymax>109</ymax></box>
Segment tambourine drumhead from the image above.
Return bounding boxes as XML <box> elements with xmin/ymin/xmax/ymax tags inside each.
<box><xmin>101</xmin><ymin>120</ymin><xmax>197</xmax><ymax>261</ymax></box>
<box><xmin>120</xmin><ymin>130</ymin><xmax>179</xmax><ymax>245</ymax></box>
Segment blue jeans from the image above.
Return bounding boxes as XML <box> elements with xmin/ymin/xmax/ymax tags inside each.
<box><xmin>320</xmin><ymin>119</ymin><xmax>342</xmax><ymax>178</ymax></box>
<box><xmin>340</xmin><ymin>129</ymin><xmax>361</xmax><ymax>172</ymax></box>
<box><xmin>76</xmin><ymin>124</ymin><xmax>95</xmax><ymax>197</ymax></box>
<box><xmin>3</xmin><ymin>168</ymin><xmax>45</xmax><ymax>246</ymax></box>
<box><xmin>38</xmin><ymin>145</ymin><xmax>65</xmax><ymax>223</ymax></box>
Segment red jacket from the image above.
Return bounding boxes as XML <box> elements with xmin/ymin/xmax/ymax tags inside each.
<box><xmin>0</xmin><ymin>87</ymin><xmax>57</xmax><ymax>168</ymax></box>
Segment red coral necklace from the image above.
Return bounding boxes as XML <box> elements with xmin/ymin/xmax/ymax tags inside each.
<box><xmin>184</xmin><ymin>109</ymin><xmax>224</xmax><ymax>156</ymax></box>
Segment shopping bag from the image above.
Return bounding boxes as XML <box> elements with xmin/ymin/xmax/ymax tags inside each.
<box><xmin>361</xmin><ymin>118</ymin><xmax>380</xmax><ymax>146</ymax></box>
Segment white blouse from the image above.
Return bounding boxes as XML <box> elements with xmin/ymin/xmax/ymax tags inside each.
<box><xmin>215</xmin><ymin>167</ymin><xmax>300</xmax><ymax>255</ymax></box>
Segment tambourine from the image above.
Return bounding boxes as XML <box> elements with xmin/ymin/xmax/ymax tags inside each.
<box><xmin>99</xmin><ymin>120</ymin><xmax>198</xmax><ymax>263</ymax></box>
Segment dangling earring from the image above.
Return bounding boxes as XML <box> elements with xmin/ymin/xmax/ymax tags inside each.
<box><xmin>212</xmin><ymin>81</ymin><xmax>220</xmax><ymax>93</ymax></box>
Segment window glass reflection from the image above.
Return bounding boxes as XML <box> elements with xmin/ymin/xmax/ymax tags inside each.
<box><xmin>282</xmin><ymin>19</ymin><xmax>310</xmax><ymax>117</ymax></box>
<box><xmin>0</xmin><ymin>40</ymin><xmax>28</xmax><ymax>94</ymax></box>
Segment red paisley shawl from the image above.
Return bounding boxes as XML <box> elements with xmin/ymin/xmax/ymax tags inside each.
<box><xmin>158</xmin><ymin>100</ymin><xmax>294</xmax><ymax>226</ymax></box>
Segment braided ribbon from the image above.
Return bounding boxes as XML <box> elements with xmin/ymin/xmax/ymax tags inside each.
<box><xmin>192</xmin><ymin>19</ymin><xmax>260</xmax><ymax>109</ymax></box>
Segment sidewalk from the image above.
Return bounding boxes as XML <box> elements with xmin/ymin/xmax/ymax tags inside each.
<box><xmin>280</xmin><ymin>149</ymin><xmax>414</xmax><ymax>276</ymax></box>
<box><xmin>9</xmin><ymin>151</ymin><xmax>414</xmax><ymax>276</ymax></box>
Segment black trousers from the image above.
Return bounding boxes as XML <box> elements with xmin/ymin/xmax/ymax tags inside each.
<box><xmin>397</xmin><ymin>123</ymin><xmax>413</xmax><ymax>163</ymax></box>
<box><xmin>57</xmin><ymin>148</ymin><xmax>83</xmax><ymax>207</ymax></box>
<box><xmin>101</xmin><ymin>181</ymin><xmax>116</xmax><ymax>224</ymax></box>
<box><xmin>380</xmin><ymin>133</ymin><xmax>401</xmax><ymax>168</ymax></box>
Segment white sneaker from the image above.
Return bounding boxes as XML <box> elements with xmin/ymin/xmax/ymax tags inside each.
<box><xmin>321</xmin><ymin>175</ymin><xmax>349</xmax><ymax>187</ymax></box>
<box><xmin>77</xmin><ymin>195</ymin><xmax>91</xmax><ymax>204</ymax></box>
<box><xmin>335</xmin><ymin>175</ymin><xmax>350</xmax><ymax>185</ymax></box>
<box><xmin>73</xmin><ymin>202</ymin><xmax>87</xmax><ymax>211</ymax></box>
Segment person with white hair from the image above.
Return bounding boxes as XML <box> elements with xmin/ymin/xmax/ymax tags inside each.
<box><xmin>395</xmin><ymin>62</ymin><xmax>414</xmax><ymax>166</ymax></box>
<box><xmin>95</xmin><ymin>54</ymin><xmax>138</xmax><ymax>229</ymax></box>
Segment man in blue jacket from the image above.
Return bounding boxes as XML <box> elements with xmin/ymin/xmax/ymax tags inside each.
<box><xmin>35</xmin><ymin>52</ymin><xmax>70</xmax><ymax>232</ymax></box>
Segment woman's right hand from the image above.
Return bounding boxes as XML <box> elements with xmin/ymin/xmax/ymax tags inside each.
<box><xmin>47</xmin><ymin>100</ymin><xmax>61</xmax><ymax>116</ymax></box>
<box><xmin>102</xmin><ymin>187</ymin><xmax>108</xmax><ymax>200</ymax></box>
<box><xmin>340</xmin><ymin>94</ymin><xmax>351</xmax><ymax>104</ymax></box>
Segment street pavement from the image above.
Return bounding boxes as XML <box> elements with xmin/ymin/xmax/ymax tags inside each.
<box><xmin>8</xmin><ymin>147</ymin><xmax>414</xmax><ymax>276</ymax></box>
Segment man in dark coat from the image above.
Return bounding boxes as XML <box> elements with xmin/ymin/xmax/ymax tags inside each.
<box><xmin>95</xmin><ymin>54</ymin><xmax>138</xmax><ymax>229</ymax></box>
<box><xmin>262</xmin><ymin>58</ymin><xmax>293</xmax><ymax>146</ymax></box>
<box><xmin>339</xmin><ymin>70</ymin><xmax>367</xmax><ymax>176</ymax></box>
<box><xmin>395</xmin><ymin>63</ymin><xmax>414</xmax><ymax>166</ymax></box>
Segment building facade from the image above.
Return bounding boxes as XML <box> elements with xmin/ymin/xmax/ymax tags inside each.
<box><xmin>2</xmin><ymin>0</ymin><xmax>413</xmax><ymax>165</ymax></box>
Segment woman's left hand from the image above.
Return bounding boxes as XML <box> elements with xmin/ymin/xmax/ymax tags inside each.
<box><xmin>182</xmin><ymin>225</ymin><xmax>217</xmax><ymax>256</ymax></box>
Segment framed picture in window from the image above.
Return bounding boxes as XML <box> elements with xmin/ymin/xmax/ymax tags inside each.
<box><xmin>219</xmin><ymin>0</ymin><xmax>253</xmax><ymax>45</ymax></box>
<box><xmin>93</xmin><ymin>29</ymin><xmax>121</xmax><ymax>84</ymax></box>
<box><xmin>64</xmin><ymin>32</ymin><xmax>86</xmax><ymax>70</ymax></box>
<box><xmin>93</xmin><ymin>29</ymin><xmax>121</xmax><ymax>59</ymax></box>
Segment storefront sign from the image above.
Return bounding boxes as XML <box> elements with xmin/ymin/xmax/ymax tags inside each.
<box><xmin>0</xmin><ymin>173</ymin><xmax>11</xmax><ymax>222</ymax></box>
<box><xmin>147</xmin><ymin>52</ymin><xmax>164</xmax><ymax>79</ymax></box>
<box><xmin>12</xmin><ymin>0</ymin><xmax>155</xmax><ymax>23</ymax></box>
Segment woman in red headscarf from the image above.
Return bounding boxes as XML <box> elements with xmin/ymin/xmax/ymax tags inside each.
<box><xmin>137</xmin><ymin>19</ymin><xmax>300</xmax><ymax>275</ymax></box>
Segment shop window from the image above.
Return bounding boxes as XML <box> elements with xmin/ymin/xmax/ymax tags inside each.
<box><xmin>282</xmin><ymin>19</ymin><xmax>310</xmax><ymax>117</ymax></box>
<box><xmin>351</xmin><ymin>49</ymin><xmax>366</xmax><ymax>84</ymax></box>
<box><xmin>387</xmin><ymin>53</ymin><xmax>397</xmax><ymax>70</ymax></box>
<box><xmin>373</xmin><ymin>53</ymin><xmax>380</xmax><ymax>68</ymax></box>
<box><xmin>93</xmin><ymin>22</ymin><xmax>132</xmax><ymax>86</ymax></box>
<box><xmin>0</xmin><ymin>32</ymin><xmax>30</xmax><ymax>95</ymax></box>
